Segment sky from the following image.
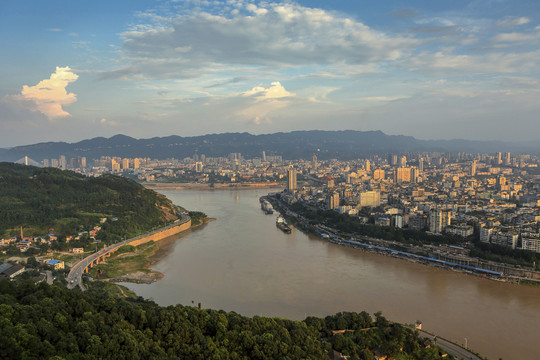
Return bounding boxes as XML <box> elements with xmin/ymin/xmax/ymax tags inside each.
<box><xmin>1</xmin><ymin>0</ymin><xmax>540</xmax><ymax>147</ymax></box>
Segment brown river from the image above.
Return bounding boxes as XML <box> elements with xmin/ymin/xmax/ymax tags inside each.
<box><xmin>122</xmin><ymin>189</ymin><xmax>540</xmax><ymax>360</ymax></box>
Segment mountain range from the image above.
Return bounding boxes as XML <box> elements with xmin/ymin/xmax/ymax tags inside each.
<box><xmin>1</xmin><ymin>130</ymin><xmax>538</xmax><ymax>162</ymax></box>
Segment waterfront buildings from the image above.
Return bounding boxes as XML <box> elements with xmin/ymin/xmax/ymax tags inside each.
<box><xmin>28</xmin><ymin>148</ymin><xmax>540</xmax><ymax>255</ymax></box>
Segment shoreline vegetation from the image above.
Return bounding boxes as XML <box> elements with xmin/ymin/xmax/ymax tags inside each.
<box><xmin>1</xmin><ymin>279</ymin><xmax>463</xmax><ymax>360</ymax></box>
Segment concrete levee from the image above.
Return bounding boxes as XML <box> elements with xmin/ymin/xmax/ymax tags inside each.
<box><xmin>127</xmin><ymin>220</ymin><xmax>191</xmax><ymax>247</ymax></box>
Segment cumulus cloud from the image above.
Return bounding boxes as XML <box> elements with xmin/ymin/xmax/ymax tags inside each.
<box><xmin>104</xmin><ymin>2</ymin><xmax>415</xmax><ymax>80</ymax></box>
<box><xmin>242</xmin><ymin>82</ymin><xmax>294</xmax><ymax>99</ymax></box>
<box><xmin>497</xmin><ymin>16</ymin><xmax>530</xmax><ymax>28</ymax></box>
<box><xmin>18</xmin><ymin>66</ymin><xmax>78</xmax><ymax>119</ymax></box>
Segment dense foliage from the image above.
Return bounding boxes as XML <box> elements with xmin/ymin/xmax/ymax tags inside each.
<box><xmin>0</xmin><ymin>281</ymin><xmax>452</xmax><ymax>360</ymax></box>
<box><xmin>188</xmin><ymin>211</ymin><xmax>208</xmax><ymax>226</ymax></box>
<box><xmin>470</xmin><ymin>241</ymin><xmax>538</xmax><ymax>269</ymax></box>
<box><xmin>0</xmin><ymin>163</ymin><xmax>177</xmax><ymax>239</ymax></box>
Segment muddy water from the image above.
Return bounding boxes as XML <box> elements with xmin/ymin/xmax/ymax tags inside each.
<box><xmin>123</xmin><ymin>189</ymin><xmax>540</xmax><ymax>360</ymax></box>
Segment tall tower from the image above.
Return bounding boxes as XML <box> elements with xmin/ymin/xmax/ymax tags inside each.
<box><xmin>59</xmin><ymin>155</ymin><xmax>67</xmax><ymax>170</ymax></box>
<box><xmin>287</xmin><ymin>167</ymin><xmax>297</xmax><ymax>193</ymax></box>
<box><xmin>262</xmin><ymin>151</ymin><xmax>266</xmax><ymax>161</ymax></box>
<box><xmin>504</xmin><ymin>152</ymin><xmax>511</xmax><ymax>166</ymax></box>
<box><xmin>471</xmin><ymin>160</ymin><xmax>477</xmax><ymax>177</ymax></box>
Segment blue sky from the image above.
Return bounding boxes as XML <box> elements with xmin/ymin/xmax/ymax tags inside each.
<box><xmin>1</xmin><ymin>0</ymin><xmax>539</xmax><ymax>147</ymax></box>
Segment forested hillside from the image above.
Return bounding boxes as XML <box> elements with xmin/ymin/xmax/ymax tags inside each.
<box><xmin>0</xmin><ymin>163</ymin><xmax>177</xmax><ymax>239</ymax></box>
<box><xmin>0</xmin><ymin>281</ymin><xmax>452</xmax><ymax>360</ymax></box>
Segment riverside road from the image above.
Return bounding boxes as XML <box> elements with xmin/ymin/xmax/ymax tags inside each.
<box><xmin>66</xmin><ymin>213</ymin><xmax>190</xmax><ymax>290</ymax></box>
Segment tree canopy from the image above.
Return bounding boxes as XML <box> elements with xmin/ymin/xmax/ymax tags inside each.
<box><xmin>0</xmin><ymin>280</ymin><xmax>453</xmax><ymax>359</ymax></box>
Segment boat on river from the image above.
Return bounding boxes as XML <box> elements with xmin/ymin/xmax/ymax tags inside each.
<box><xmin>261</xmin><ymin>199</ymin><xmax>274</xmax><ymax>214</ymax></box>
<box><xmin>276</xmin><ymin>215</ymin><xmax>291</xmax><ymax>233</ymax></box>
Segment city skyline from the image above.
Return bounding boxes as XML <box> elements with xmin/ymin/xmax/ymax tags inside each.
<box><xmin>1</xmin><ymin>0</ymin><xmax>540</xmax><ymax>147</ymax></box>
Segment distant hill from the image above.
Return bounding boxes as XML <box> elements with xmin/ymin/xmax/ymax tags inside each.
<box><xmin>0</xmin><ymin>130</ymin><xmax>538</xmax><ymax>162</ymax></box>
<box><xmin>0</xmin><ymin>162</ymin><xmax>178</xmax><ymax>238</ymax></box>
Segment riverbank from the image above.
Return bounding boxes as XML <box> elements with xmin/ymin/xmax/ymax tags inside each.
<box><xmin>266</xmin><ymin>194</ymin><xmax>540</xmax><ymax>286</ymax></box>
<box><xmin>144</xmin><ymin>182</ymin><xmax>284</xmax><ymax>191</ymax></box>
<box><xmin>88</xmin><ymin>217</ymin><xmax>212</xmax><ymax>284</ymax></box>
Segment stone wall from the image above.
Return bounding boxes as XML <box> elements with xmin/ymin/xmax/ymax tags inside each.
<box><xmin>127</xmin><ymin>220</ymin><xmax>191</xmax><ymax>247</ymax></box>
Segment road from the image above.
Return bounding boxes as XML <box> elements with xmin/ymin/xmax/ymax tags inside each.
<box><xmin>418</xmin><ymin>330</ymin><xmax>484</xmax><ymax>360</ymax></box>
<box><xmin>66</xmin><ymin>213</ymin><xmax>190</xmax><ymax>290</ymax></box>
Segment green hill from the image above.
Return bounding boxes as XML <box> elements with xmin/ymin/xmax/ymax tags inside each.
<box><xmin>0</xmin><ymin>280</ymin><xmax>453</xmax><ymax>360</ymax></box>
<box><xmin>0</xmin><ymin>162</ymin><xmax>178</xmax><ymax>240</ymax></box>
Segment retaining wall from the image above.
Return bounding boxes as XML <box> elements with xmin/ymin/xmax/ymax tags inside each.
<box><xmin>127</xmin><ymin>219</ymin><xmax>191</xmax><ymax>247</ymax></box>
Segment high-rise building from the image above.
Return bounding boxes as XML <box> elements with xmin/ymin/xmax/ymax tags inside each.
<box><xmin>358</xmin><ymin>190</ymin><xmax>380</xmax><ymax>207</ymax></box>
<box><xmin>496</xmin><ymin>152</ymin><xmax>502</xmax><ymax>165</ymax></box>
<box><xmin>399</xmin><ymin>155</ymin><xmax>407</xmax><ymax>167</ymax></box>
<box><xmin>59</xmin><ymin>155</ymin><xmax>67</xmax><ymax>170</ymax></box>
<box><xmin>42</xmin><ymin>159</ymin><xmax>49</xmax><ymax>167</ymax></box>
<box><xmin>287</xmin><ymin>167</ymin><xmax>297</xmax><ymax>193</ymax></box>
<box><xmin>195</xmin><ymin>162</ymin><xmax>203</xmax><ymax>172</ymax></box>
<box><xmin>395</xmin><ymin>167</ymin><xmax>412</xmax><ymax>183</ymax></box>
<box><xmin>326</xmin><ymin>192</ymin><xmax>339</xmax><ymax>210</ymax></box>
<box><xmin>365</xmin><ymin>160</ymin><xmax>371</xmax><ymax>172</ymax></box>
<box><xmin>429</xmin><ymin>209</ymin><xmax>452</xmax><ymax>234</ymax></box>
<box><xmin>133</xmin><ymin>158</ymin><xmax>140</xmax><ymax>169</ymax></box>
<box><xmin>373</xmin><ymin>168</ymin><xmax>385</xmax><ymax>180</ymax></box>
<box><xmin>471</xmin><ymin>160</ymin><xmax>477</xmax><ymax>176</ymax></box>
<box><xmin>504</xmin><ymin>152</ymin><xmax>511</xmax><ymax>166</ymax></box>
<box><xmin>388</xmin><ymin>154</ymin><xmax>398</xmax><ymax>166</ymax></box>
<box><xmin>418</xmin><ymin>158</ymin><xmax>424</xmax><ymax>172</ymax></box>
<box><xmin>51</xmin><ymin>159</ymin><xmax>59</xmax><ymax>168</ymax></box>
<box><xmin>111</xmin><ymin>159</ymin><xmax>120</xmax><ymax>172</ymax></box>
<box><xmin>312</xmin><ymin>155</ymin><xmax>318</xmax><ymax>170</ymax></box>
<box><xmin>496</xmin><ymin>175</ymin><xmax>507</xmax><ymax>191</ymax></box>
<box><xmin>122</xmin><ymin>158</ymin><xmax>130</xmax><ymax>170</ymax></box>
<box><xmin>262</xmin><ymin>151</ymin><xmax>266</xmax><ymax>161</ymax></box>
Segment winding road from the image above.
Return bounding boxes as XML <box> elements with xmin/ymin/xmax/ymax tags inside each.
<box><xmin>418</xmin><ymin>330</ymin><xmax>484</xmax><ymax>360</ymax></box>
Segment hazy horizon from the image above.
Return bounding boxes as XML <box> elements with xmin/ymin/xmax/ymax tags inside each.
<box><xmin>3</xmin><ymin>129</ymin><xmax>540</xmax><ymax>150</ymax></box>
<box><xmin>1</xmin><ymin>0</ymin><xmax>540</xmax><ymax>147</ymax></box>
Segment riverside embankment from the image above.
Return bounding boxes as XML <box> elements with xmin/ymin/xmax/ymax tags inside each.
<box><xmin>144</xmin><ymin>182</ymin><xmax>284</xmax><ymax>191</ymax></box>
<box><xmin>66</xmin><ymin>213</ymin><xmax>191</xmax><ymax>289</ymax></box>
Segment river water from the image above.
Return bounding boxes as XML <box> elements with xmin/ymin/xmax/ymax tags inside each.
<box><xmin>123</xmin><ymin>189</ymin><xmax>540</xmax><ymax>360</ymax></box>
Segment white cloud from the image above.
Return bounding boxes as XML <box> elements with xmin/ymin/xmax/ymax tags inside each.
<box><xmin>405</xmin><ymin>50</ymin><xmax>540</xmax><ymax>74</ymax></box>
<box><xmin>17</xmin><ymin>66</ymin><xmax>79</xmax><ymax>119</ymax></box>
<box><xmin>491</xmin><ymin>31</ymin><xmax>540</xmax><ymax>44</ymax></box>
<box><xmin>242</xmin><ymin>82</ymin><xmax>294</xmax><ymax>99</ymax></box>
<box><xmin>496</xmin><ymin>16</ymin><xmax>530</xmax><ymax>28</ymax></box>
<box><xmin>357</xmin><ymin>95</ymin><xmax>410</xmax><ymax>102</ymax></box>
<box><xmin>106</xmin><ymin>2</ymin><xmax>416</xmax><ymax>80</ymax></box>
